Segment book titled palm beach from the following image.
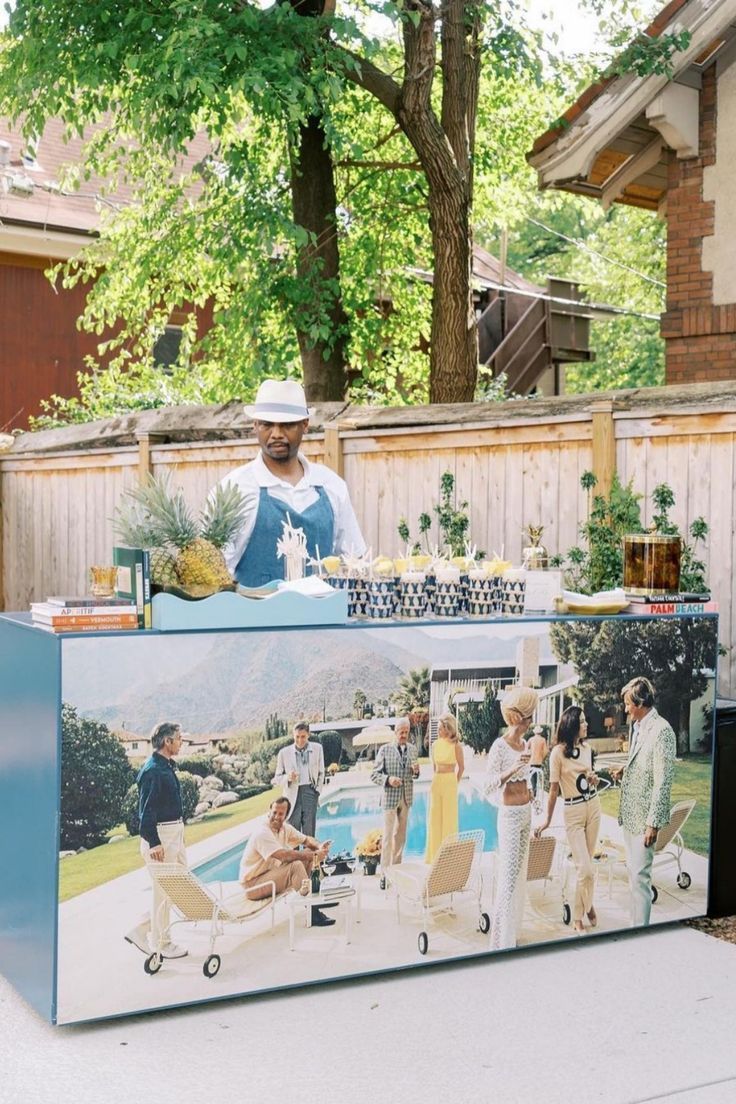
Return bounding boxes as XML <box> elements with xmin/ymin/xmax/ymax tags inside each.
<box><xmin>113</xmin><ymin>547</ymin><xmax>152</xmax><ymax>629</ymax></box>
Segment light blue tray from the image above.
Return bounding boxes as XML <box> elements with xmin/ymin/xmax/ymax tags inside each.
<box><xmin>151</xmin><ymin>587</ymin><xmax>349</xmax><ymax>631</ymax></box>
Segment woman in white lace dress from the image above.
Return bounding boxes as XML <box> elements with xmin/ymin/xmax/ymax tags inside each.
<box><xmin>486</xmin><ymin>685</ymin><xmax>539</xmax><ymax>950</ymax></box>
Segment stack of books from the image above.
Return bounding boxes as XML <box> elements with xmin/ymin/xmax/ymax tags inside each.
<box><xmin>30</xmin><ymin>596</ymin><xmax>139</xmax><ymax>633</ymax></box>
<box><xmin>624</xmin><ymin>592</ymin><xmax>717</xmax><ymax>615</ymax></box>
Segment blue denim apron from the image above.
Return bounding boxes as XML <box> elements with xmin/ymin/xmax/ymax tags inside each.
<box><xmin>234</xmin><ymin>485</ymin><xmax>335</xmax><ymax>586</ymax></box>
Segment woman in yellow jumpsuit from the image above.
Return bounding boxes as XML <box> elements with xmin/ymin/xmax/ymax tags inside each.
<box><xmin>425</xmin><ymin>713</ymin><xmax>465</xmax><ymax>862</ymax></box>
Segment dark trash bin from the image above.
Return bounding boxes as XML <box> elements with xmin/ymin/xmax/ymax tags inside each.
<box><xmin>708</xmin><ymin>699</ymin><xmax>736</xmax><ymax>917</ymax></box>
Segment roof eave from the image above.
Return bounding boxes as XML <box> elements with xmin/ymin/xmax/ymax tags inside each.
<box><xmin>528</xmin><ymin>0</ymin><xmax>736</xmax><ymax>191</ymax></box>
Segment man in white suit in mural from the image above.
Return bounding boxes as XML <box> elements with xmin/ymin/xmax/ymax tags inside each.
<box><xmin>612</xmin><ymin>676</ymin><xmax>676</xmax><ymax>927</ymax></box>
<box><xmin>272</xmin><ymin>722</ymin><xmax>325</xmax><ymax>837</ymax></box>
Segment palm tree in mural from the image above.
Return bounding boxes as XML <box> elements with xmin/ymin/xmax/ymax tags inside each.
<box><xmin>353</xmin><ymin>688</ymin><xmax>368</xmax><ymax>719</ymax></box>
<box><xmin>391</xmin><ymin>667</ymin><xmax>431</xmax><ymax>714</ymax></box>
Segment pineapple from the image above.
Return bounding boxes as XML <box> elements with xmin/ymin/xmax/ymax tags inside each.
<box><xmin>115</xmin><ymin>474</ymin><xmax>247</xmax><ymax>592</ymax></box>
<box><xmin>113</xmin><ymin>496</ymin><xmax>179</xmax><ymax>586</ymax></box>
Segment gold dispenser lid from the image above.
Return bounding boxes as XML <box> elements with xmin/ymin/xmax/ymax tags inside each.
<box><xmin>623</xmin><ymin>533</ymin><xmax>682</xmax><ymax>545</ymax></box>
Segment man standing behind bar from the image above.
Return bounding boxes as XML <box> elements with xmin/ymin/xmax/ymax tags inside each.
<box><xmin>371</xmin><ymin>717</ymin><xmax>419</xmax><ymax>879</ymax></box>
<box><xmin>125</xmin><ymin>721</ymin><xmax>188</xmax><ymax>959</ymax></box>
<box><xmin>272</xmin><ymin>723</ymin><xmax>325</xmax><ymax>837</ymax></box>
<box><xmin>216</xmin><ymin>379</ymin><xmax>366</xmax><ymax>587</ymax></box>
<box><xmin>611</xmin><ymin>677</ymin><xmax>676</xmax><ymax>927</ymax></box>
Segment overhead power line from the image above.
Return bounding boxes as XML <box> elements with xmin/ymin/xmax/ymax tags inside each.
<box><xmin>526</xmin><ymin>216</ymin><xmax>667</xmax><ymax>291</ymax></box>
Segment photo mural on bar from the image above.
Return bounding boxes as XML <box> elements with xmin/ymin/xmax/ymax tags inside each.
<box><xmin>55</xmin><ymin>616</ymin><xmax>718</xmax><ymax>1023</ymax></box>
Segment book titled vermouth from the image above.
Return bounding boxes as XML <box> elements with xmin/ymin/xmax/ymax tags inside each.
<box><xmin>31</xmin><ymin>612</ymin><xmax>139</xmax><ymax>628</ymax></box>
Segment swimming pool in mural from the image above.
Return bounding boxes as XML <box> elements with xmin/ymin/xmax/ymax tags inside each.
<box><xmin>195</xmin><ymin>781</ymin><xmax>499</xmax><ymax>883</ymax></box>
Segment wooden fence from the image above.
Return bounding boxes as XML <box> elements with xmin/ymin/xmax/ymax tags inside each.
<box><xmin>2</xmin><ymin>381</ymin><xmax>734</xmax><ymax>693</ymax></box>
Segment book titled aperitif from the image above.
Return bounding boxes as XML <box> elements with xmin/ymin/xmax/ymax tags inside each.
<box><xmin>31</xmin><ymin>599</ymin><xmax>139</xmax><ymax>632</ymax></box>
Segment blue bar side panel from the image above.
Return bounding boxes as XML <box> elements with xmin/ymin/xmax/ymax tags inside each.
<box><xmin>0</xmin><ymin>619</ymin><xmax>60</xmax><ymax>1023</ymax></box>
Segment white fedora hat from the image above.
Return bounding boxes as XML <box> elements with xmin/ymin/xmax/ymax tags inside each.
<box><xmin>244</xmin><ymin>379</ymin><xmax>314</xmax><ymax>422</ymax></box>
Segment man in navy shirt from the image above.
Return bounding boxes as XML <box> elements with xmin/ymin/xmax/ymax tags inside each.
<box><xmin>125</xmin><ymin>721</ymin><xmax>189</xmax><ymax>959</ymax></box>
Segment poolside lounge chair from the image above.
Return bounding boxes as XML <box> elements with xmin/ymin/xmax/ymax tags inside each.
<box><xmin>144</xmin><ymin>864</ymin><xmax>289</xmax><ymax>979</ymax></box>
<box><xmin>522</xmin><ymin>833</ymin><xmax>569</xmax><ymax>926</ymax></box>
<box><xmin>651</xmin><ymin>799</ymin><xmax>697</xmax><ymax>902</ymax></box>
<box><xmin>390</xmin><ymin>830</ymin><xmax>489</xmax><ymax>955</ymax></box>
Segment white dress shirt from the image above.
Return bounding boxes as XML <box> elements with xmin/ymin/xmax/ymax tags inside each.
<box><xmin>218</xmin><ymin>452</ymin><xmax>367</xmax><ymax>573</ymax></box>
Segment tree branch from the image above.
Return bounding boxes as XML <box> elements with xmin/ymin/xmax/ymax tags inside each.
<box><xmin>335</xmin><ymin>48</ymin><xmax>402</xmax><ymax>119</ymax></box>
<box><xmin>336</xmin><ymin>158</ymin><xmax>423</xmax><ymax>170</ymax></box>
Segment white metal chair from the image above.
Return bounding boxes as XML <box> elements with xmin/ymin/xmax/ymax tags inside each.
<box><xmin>522</xmin><ymin>833</ymin><xmax>573</xmax><ymax>928</ymax></box>
<box><xmin>145</xmin><ymin>863</ymin><xmax>289</xmax><ymax>978</ymax></box>
<box><xmin>390</xmin><ymin>830</ymin><xmax>488</xmax><ymax>955</ymax></box>
<box><xmin>651</xmin><ymin>799</ymin><xmax>697</xmax><ymax>901</ymax></box>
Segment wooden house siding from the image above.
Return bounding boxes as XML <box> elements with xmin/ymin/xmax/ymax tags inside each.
<box><xmin>0</xmin><ymin>259</ymin><xmax>100</xmax><ymax>431</ymax></box>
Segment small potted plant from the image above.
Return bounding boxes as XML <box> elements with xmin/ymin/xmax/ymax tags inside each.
<box><xmin>355</xmin><ymin>829</ymin><xmax>382</xmax><ymax>875</ymax></box>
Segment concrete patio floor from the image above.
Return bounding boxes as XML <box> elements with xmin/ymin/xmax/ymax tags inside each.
<box><xmin>5</xmin><ymin>765</ymin><xmax>728</xmax><ymax>1101</ymax></box>
<box><xmin>3</xmin><ymin>921</ymin><xmax>736</xmax><ymax>1104</ymax></box>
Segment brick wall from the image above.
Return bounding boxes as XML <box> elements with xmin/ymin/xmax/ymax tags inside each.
<box><xmin>661</xmin><ymin>64</ymin><xmax>736</xmax><ymax>382</ymax></box>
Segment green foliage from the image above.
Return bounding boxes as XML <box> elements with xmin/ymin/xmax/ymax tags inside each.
<box><xmin>651</xmin><ymin>483</ymin><xmax>677</xmax><ymax>535</ymax></box>
<box><xmin>680</xmin><ymin>519</ymin><xmax>710</xmax><ymax>594</ymax></box>
<box><xmin>556</xmin><ymin>473</ymin><xmax>712</xmax><ymax>595</ymax></box>
<box><xmin>392</xmin><ymin>667</ymin><xmax>431</xmax><ymax>713</ymax></box>
<box><xmin>1</xmin><ymin>0</ymin><xmax>680</xmax><ymax>421</ymax></box>
<box><xmin>700</xmin><ymin>703</ymin><xmax>714</xmax><ymax>755</ymax></box>
<box><xmin>246</xmin><ymin>734</ymin><xmax>294</xmax><ymax>785</ymax></box>
<box><xmin>609</xmin><ymin>30</ymin><xmax>691</xmax><ymax>78</ymax></box>
<box><xmin>559</xmin><ymin>471</ymin><xmax>642</xmax><ymax>593</ymax></box>
<box><xmin>60</xmin><ymin>703</ymin><xmax>134</xmax><ymax>849</ymax></box>
<box><xmin>501</xmin><ymin>194</ymin><xmax>666</xmax><ymax>394</ymax></box>
<box><xmin>177</xmin><ymin>770</ymin><xmax>200</xmax><ymax>821</ymax></box>
<box><xmin>121</xmin><ymin>783</ymin><xmax>140</xmax><ymax>837</ymax></box>
<box><xmin>311</xmin><ymin>730</ymin><xmax>343</xmax><ymax>767</ymax></box>
<box><xmin>459</xmin><ymin>683</ymin><xmax>504</xmax><ymax>755</ymax></box>
<box><xmin>397</xmin><ymin>471</ymin><xmax>475</xmax><ymax>557</ymax></box>
<box><xmin>1</xmin><ymin>0</ymin><xmax>575</xmax><ymax>422</ymax></box>
<box><xmin>435</xmin><ymin>471</ymin><xmax>471</xmax><ymax>557</ymax></box>
<box><xmin>264</xmin><ymin>712</ymin><xmax>288</xmax><ymax>742</ymax></box>
<box><xmin>650</xmin><ymin>482</ymin><xmax>711</xmax><ymax>593</ymax></box>
<box><xmin>549</xmin><ymin>617</ymin><xmax>719</xmax><ymax>754</ymax></box>
<box><xmin>175</xmin><ymin>754</ymin><xmax>215</xmax><ymax>778</ymax></box>
<box><xmin>353</xmin><ymin>688</ymin><xmax>368</xmax><ymax>719</ymax></box>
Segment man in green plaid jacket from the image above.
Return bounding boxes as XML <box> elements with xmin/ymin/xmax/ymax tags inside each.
<box><xmin>371</xmin><ymin>717</ymin><xmax>420</xmax><ymax>877</ymax></box>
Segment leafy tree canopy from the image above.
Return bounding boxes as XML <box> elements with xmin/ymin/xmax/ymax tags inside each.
<box><xmin>60</xmin><ymin>703</ymin><xmax>134</xmax><ymax>849</ymax></box>
<box><xmin>0</xmin><ymin>0</ymin><xmax>678</xmax><ymax>423</ymax></box>
<box><xmin>549</xmin><ymin>617</ymin><xmax>719</xmax><ymax>754</ymax></box>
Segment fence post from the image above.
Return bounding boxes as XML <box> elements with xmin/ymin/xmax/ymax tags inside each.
<box><xmin>590</xmin><ymin>400</ymin><xmax>616</xmax><ymax>498</ymax></box>
<box><xmin>136</xmin><ymin>432</ymin><xmax>165</xmax><ymax>484</ymax></box>
<box><xmin>323</xmin><ymin>422</ymin><xmax>344</xmax><ymax>478</ymax></box>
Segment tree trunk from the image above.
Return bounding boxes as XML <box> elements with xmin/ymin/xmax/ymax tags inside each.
<box><xmin>284</xmin><ymin>0</ymin><xmax>347</xmax><ymax>402</ymax></box>
<box><xmin>289</xmin><ymin>116</ymin><xmax>349</xmax><ymax>401</ymax></box>
<box><xmin>427</xmin><ymin>183</ymin><xmax>477</xmax><ymax>403</ymax></box>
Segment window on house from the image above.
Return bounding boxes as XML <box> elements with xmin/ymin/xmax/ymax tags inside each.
<box><xmin>153</xmin><ymin>325</ymin><xmax>183</xmax><ymax>371</ymax></box>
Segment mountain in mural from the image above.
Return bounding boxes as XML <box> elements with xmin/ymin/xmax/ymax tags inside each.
<box><xmin>64</xmin><ymin>622</ymin><xmax>557</xmax><ymax>736</ymax></box>
<box><xmin>71</xmin><ymin>628</ymin><xmax>423</xmax><ymax>734</ymax></box>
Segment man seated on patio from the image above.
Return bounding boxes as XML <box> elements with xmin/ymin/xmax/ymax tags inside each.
<box><xmin>239</xmin><ymin>797</ymin><xmax>337</xmax><ymax>927</ymax></box>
